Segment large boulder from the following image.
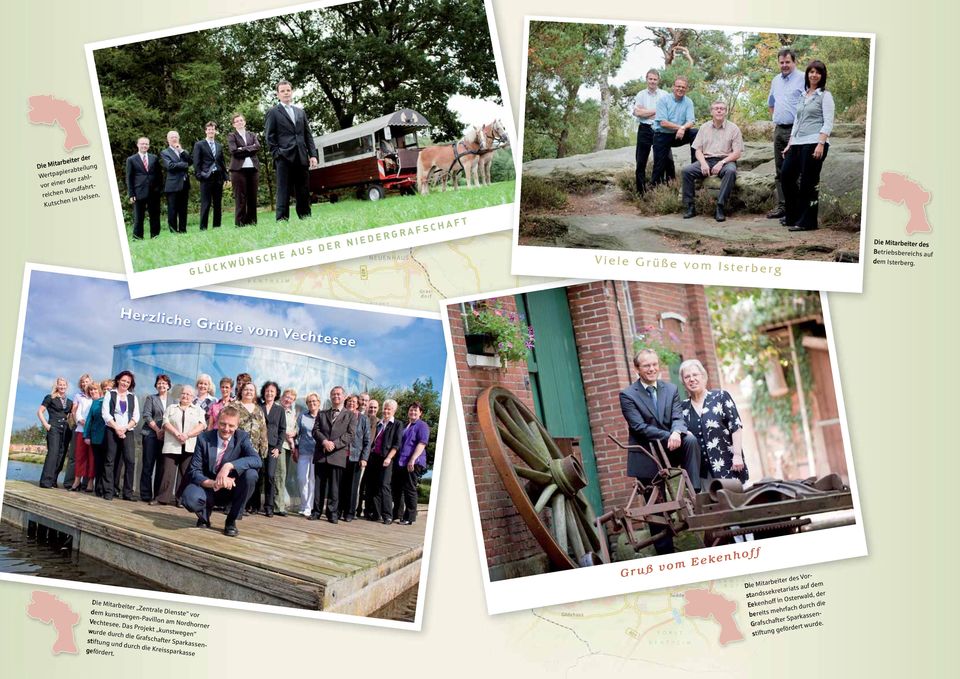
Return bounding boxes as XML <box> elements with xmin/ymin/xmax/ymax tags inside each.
<box><xmin>523</xmin><ymin>133</ymin><xmax>865</xmax><ymax>218</ymax></box>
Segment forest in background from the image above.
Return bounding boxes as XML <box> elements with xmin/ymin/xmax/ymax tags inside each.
<box><xmin>523</xmin><ymin>22</ymin><xmax>871</xmax><ymax>161</ymax></box>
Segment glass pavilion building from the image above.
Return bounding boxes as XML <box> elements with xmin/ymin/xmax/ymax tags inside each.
<box><xmin>112</xmin><ymin>340</ymin><xmax>372</xmax><ymax>406</ymax></box>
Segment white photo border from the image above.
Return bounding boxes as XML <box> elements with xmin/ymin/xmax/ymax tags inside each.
<box><xmin>0</xmin><ymin>262</ymin><xmax>452</xmax><ymax>632</ymax></box>
<box><xmin>440</xmin><ymin>278</ymin><xmax>867</xmax><ymax>614</ymax></box>
<box><xmin>510</xmin><ymin>16</ymin><xmax>877</xmax><ymax>294</ymax></box>
<box><xmin>84</xmin><ymin>0</ymin><xmax>519</xmax><ymax>299</ymax></box>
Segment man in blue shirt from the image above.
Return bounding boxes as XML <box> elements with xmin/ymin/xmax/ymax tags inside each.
<box><xmin>632</xmin><ymin>69</ymin><xmax>667</xmax><ymax>195</ymax></box>
<box><xmin>766</xmin><ymin>49</ymin><xmax>805</xmax><ymax>219</ymax></box>
<box><xmin>651</xmin><ymin>76</ymin><xmax>698</xmax><ymax>187</ymax></box>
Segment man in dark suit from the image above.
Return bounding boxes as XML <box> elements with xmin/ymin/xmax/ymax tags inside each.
<box><xmin>180</xmin><ymin>405</ymin><xmax>262</xmax><ymax>537</ymax></box>
<box><xmin>310</xmin><ymin>386</ymin><xmax>356</xmax><ymax>524</ymax></box>
<box><xmin>264</xmin><ymin>79</ymin><xmax>319</xmax><ymax>222</ymax></box>
<box><xmin>619</xmin><ymin>349</ymin><xmax>702</xmax><ymax>554</ymax></box>
<box><xmin>124</xmin><ymin>136</ymin><xmax>163</xmax><ymax>240</ymax></box>
<box><xmin>192</xmin><ymin>121</ymin><xmax>227</xmax><ymax>230</ymax></box>
<box><xmin>160</xmin><ymin>130</ymin><xmax>192</xmax><ymax>233</ymax></box>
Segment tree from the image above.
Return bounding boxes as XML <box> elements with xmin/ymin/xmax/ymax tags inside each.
<box><xmin>368</xmin><ymin>377</ymin><xmax>441</xmax><ymax>467</ymax></box>
<box><xmin>593</xmin><ymin>25</ymin><xmax>627</xmax><ymax>152</ymax></box>
<box><xmin>525</xmin><ymin>21</ymin><xmax>617</xmax><ymax>158</ymax></box>
<box><xmin>227</xmin><ymin>0</ymin><xmax>500</xmax><ymax>139</ymax></box>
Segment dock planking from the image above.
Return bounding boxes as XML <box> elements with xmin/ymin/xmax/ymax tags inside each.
<box><xmin>0</xmin><ymin>480</ymin><xmax>426</xmax><ymax>617</ymax></box>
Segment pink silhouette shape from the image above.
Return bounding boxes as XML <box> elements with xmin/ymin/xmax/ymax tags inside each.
<box><xmin>878</xmin><ymin>172</ymin><xmax>932</xmax><ymax>234</ymax></box>
<box><xmin>26</xmin><ymin>591</ymin><xmax>80</xmax><ymax>655</ymax></box>
<box><xmin>683</xmin><ymin>588</ymin><xmax>744</xmax><ymax>646</ymax></box>
<box><xmin>27</xmin><ymin>95</ymin><xmax>89</xmax><ymax>152</ymax></box>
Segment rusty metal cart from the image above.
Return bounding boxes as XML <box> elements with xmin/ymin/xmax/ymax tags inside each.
<box><xmin>477</xmin><ymin>386</ymin><xmax>855</xmax><ymax>570</ymax></box>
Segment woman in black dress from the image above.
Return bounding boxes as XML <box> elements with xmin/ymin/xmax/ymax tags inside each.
<box><xmin>37</xmin><ymin>377</ymin><xmax>73</xmax><ymax>488</ymax></box>
<box><xmin>678</xmin><ymin>359</ymin><xmax>748</xmax><ymax>484</ymax></box>
<box><xmin>259</xmin><ymin>381</ymin><xmax>286</xmax><ymax>517</ymax></box>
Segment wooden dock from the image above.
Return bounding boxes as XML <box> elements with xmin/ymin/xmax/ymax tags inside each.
<box><xmin>1</xmin><ymin>480</ymin><xmax>425</xmax><ymax>617</ymax></box>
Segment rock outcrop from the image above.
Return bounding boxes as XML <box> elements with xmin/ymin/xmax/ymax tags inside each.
<box><xmin>523</xmin><ymin>137</ymin><xmax>865</xmax><ymax>218</ymax></box>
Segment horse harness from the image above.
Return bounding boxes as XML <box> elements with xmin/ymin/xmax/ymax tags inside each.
<box><xmin>447</xmin><ymin>140</ymin><xmax>481</xmax><ymax>174</ymax></box>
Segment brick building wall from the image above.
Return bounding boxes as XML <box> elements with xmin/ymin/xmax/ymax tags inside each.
<box><xmin>451</xmin><ymin>281</ymin><xmax>719</xmax><ymax>577</ymax></box>
<box><xmin>447</xmin><ymin>299</ymin><xmax>546</xmax><ymax>576</ymax></box>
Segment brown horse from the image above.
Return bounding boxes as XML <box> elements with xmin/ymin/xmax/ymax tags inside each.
<box><xmin>473</xmin><ymin>119</ymin><xmax>510</xmax><ymax>186</ymax></box>
<box><xmin>416</xmin><ymin>124</ymin><xmax>486</xmax><ymax>195</ymax></box>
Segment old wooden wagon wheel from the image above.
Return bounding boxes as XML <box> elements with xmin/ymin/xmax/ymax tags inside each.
<box><xmin>477</xmin><ymin>386</ymin><xmax>606</xmax><ymax>569</ymax></box>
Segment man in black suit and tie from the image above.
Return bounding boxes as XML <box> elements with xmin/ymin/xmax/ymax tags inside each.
<box><xmin>124</xmin><ymin>136</ymin><xmax>163</xmax><ymax>240</ymax></box>
<box><xmin>192</xmin><ymin>121</ymin><xmax>227</xmax><ymax>230</ymax></box>
<box><xmin>160</xmin><ymin>130</ymin><xmax>192</xmax><ymax>233</ymax></box>
<box><xmin>180</xmin><ymin>405</ymin><xmax>262</xmax><ymax>537</ymax></box>
<box><xmin>310</xmin><ymin>386</ymin><xmax>356</xmax><ymax>524</ymax></box>
<box><xmin>619</xmin><ymin>349</ymin><xmax>702</xmax><ymax>554</ymax></box>
<box><xmin>264</xmin><ymin>79</ymin><xmax>319</xmax><ymax>222</ymax></box>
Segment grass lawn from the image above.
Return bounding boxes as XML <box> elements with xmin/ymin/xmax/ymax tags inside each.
<box><xmin>128</xmin><ymin>181</ymin><xmax>515</xmax><ymax>272</ymax></box>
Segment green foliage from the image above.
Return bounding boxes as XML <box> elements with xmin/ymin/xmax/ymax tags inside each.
<box><xmin>519</xmin><ymin>176</ymin><xmax>568</xmax><ymax>211</ymax></box>
<box><xmin>368</xmin><ymin>377</ymin><xmax>441</xmax><ymax>467</ymax></box>
<box><xmin>465</xmin><ymin>302</ymin><xmax>535</xmax><ymax>364</ymax></box>
<box><xmin>11</xmin><ymin>425</ymin><xmax>45</xmax><ymax>446</ymax></box>
<box><xmin>489</xmin><ymin>148</ymin><xmax>516</xmax><ymax>183</ymax></box>
<box><xmin>524</xmin><ymin>21</ymin><xmax>628</xmax><ymax>159</ymax></box>
<box><xmin>229</xmin><ymin>0</ymin><xmax>499</xmax><ymax>137</ymax></box>
<box><xmin>633</xmin><ymin>325</ymin><xmax>682</xmax><ymax>367</ymax></box>
<box><xmin>128</xmin><ymin>181</ymin><xmax>514</xmax><ymax>271</ymax></box>
<box><xmin>635</xmin><ymin>180</ymin><xmax>684</xmax><ymax>215</ymax></box>
<box><xmin>707</xmin><ymin>288</ymin><xmax>822</xmax><ymax>443</ymax></box>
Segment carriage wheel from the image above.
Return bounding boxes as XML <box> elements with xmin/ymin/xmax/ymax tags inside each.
<box><xmin>477</xmin><ymin>386</ymin><xmax>606</xmax><ymax>569</ymax></box>
<box><xmin>365</xmin><ymin>184</ymin><xmax>385</xmax><ymax>201</ymax></box>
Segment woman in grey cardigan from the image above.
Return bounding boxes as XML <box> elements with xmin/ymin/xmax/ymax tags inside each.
<box><xmin>780</xmin><ymin>60</ymin><xmax>835</xmax><ymax>232</ymax></box>
<box><xmin>140</xmin><ymin>374</ymin><xmax>171</xmax><ymax>502</ymax></box>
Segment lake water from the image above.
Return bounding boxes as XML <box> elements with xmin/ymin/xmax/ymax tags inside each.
<box><xmin>0</xmin><ymin>521</ymin><xmax>171</xmax><ymax>591</ymax></box>
<box><xmin>7</xmin><ymin>460</ymin><xmax>43</xmax><ymax>483</ymax></box>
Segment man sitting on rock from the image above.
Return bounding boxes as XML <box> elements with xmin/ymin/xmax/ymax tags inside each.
<box><xmin>681</xmin><ymin>101</ymin><xmax>743</xmax><ymax>223</ymax></box>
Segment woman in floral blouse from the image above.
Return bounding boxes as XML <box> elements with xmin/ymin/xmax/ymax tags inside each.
<box><xmin>679</xmin><ymin>359</ymin><xmax>748</xmax><ymax>484</ymax></box>
<box><xmin>236</xmin><ymin>381</ymin><xmax>268</xmax><ymax>513</ymax></box>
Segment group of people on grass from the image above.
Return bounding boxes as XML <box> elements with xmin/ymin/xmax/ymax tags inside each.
<box><xmin>124</xmin><ymin>79</ymin><xmax>320</xmax><ymax>239</ymax></box>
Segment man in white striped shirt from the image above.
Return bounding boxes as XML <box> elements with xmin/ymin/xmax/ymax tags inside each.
<box><xmin>632</xmin><ymin>69</ymin><xmax>667</xmax><ymax>195</ymax></box>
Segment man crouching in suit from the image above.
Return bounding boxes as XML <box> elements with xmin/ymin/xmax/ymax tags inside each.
<box><xmin>619</xmin><ymin>349</ymin><xmax>701</xmax><ymax>554</ymax></box>
<box><xmin>181</xmin><ymin>405</ymin><xmax>261</xmax><ymax>536</ymax></box>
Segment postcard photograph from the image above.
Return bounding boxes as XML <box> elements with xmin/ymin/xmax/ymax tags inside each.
<box><xmin>443</xmin><ymin>279</ymin><xmax>865</xmax><ymax>613</ymax></box>
<box><xmin>513</xmin><ymin>19</ymin><xmax>874</xmax><ymax>292</ymax></box>
<box><xmin>0</xmin><ymin>265</ymin><xmax>449</xmax><ymax>629</ymax></box>
<box><xmin>86</xmin><ymin>0</ymin><xmax>515</xmax><ymax>298</ymax></box>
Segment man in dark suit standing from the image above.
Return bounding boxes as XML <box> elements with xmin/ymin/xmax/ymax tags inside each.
<box><xmin>124</xmin><ymin>136</ymin><xmax>163</xmax><ymax>240</ymax></box>
<box><xmin>159</xmin><ymin>130</ymin><xmax>192</xmax><ymax>233</ymax></box>
<box><xmin>311</xmin><ymin>386</ymin><xmax>356</xmax><ymax>524</ymax></box>
<box><xmin>619</xmin><ymin>349</ymin><xmax>702</xmax><ymax>554</ymax></box>
<box><xmin>264</xmin><ymin>79</ymin><xmax>319</xmax><ymax>222</ymax></box>
<box><xmin>180</xmin><ymin>405</ymin><xmax>261</xmax><ymax>537</ymax></box>
<box><xmin>192</xmin><ymin>121</ymin><xmax>227</xmax><ymax>230</ymax></box>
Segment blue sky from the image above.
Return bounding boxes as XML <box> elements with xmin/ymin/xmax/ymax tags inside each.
<box><xmin>8</xmin><ymin>270</ymin><xmax>447</xmax><ymax>430</ymax></box>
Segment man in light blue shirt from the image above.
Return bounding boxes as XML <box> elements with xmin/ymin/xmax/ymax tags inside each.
<box><xmin>651</xmin><ymin>76</ymin><xmax>698</xmax><ymax>187</ymax></box>
<box><xmin>632</xmin><ymin>69</ymin><xmax>667</xmax><ymax>195</ymax></box>
<box><xmin>766</xmin><ymin>48</ymin><xmax>805</xmax><ymax>219</ymax></box>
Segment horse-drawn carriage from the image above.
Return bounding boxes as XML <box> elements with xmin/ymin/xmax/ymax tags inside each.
<box><xmin>309</xmin><ymin>108</ymin><xmax>429</xmax><ymax>202</ymax></box>
<box><xmin>477</xmin><ymin>386</ymin><xmax>855</xmax><ymax>570</ymax></box>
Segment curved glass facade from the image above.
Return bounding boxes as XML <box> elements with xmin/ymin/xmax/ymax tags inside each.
<box><xmin>112</xmin><ymin>341</ymin><xmax>372</xmax><ymax>406</ymax></box>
